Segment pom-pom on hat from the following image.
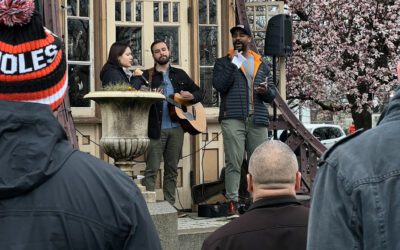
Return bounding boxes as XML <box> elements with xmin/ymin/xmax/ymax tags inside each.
<box><xmin>0</xmin><ymin>0</ymin><xmax>67</xmax><ymax>110</ymax></box>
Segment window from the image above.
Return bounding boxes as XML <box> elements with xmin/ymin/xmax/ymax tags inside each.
<box><xmin>66</xmin><ymin>0</ymin><xmax>93</xmax><ymax>108</ymax></box>
<box><xmin>313</xmin><ymin>127</ymin><xmax>328</xmax><ymax>140</ymax></box>
<box><xmin>199</xmin><ymin>0</ymin><xmax>219</xmax><ymax>107</ymax></box>
<box><xmin>154</xmin><ymin>1</ymin><xmax>180</xmax><ymax>65</ymax></box>
<box><xmin>328</xmin><ymin>127</ymin><xmax>344</xmax><ymax>139</ymax></box>
<box><xmin>312</xmin><ymin>126</ymin><xmax>344</xmax><ymax>140</ymax></box>
<box><xmin>246</xmin><ymin>2</ymin><xmax>282</xmax><ymax>55</ymax></box>
<box><xmin>115</xmin><ymin>0</ymin><xmax>143</xmax><ymax>66</ymax></box>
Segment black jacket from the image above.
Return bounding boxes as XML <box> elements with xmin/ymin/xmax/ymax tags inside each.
<box><xmin>142</xmin><ymin>66</ymin><xmax>203</xmax><ymax>139</ymax></box>
<box><xmin>212</xmin><ymin>49</ymin><xmax>276</xmax><ymax>126</ymax></box>
<box><xmin>100</xmin><ymin>62</ymin><xmax>141</xmax><ymax>89</ymax></box>
<box><xmin>202</xmin><ymin>195</ymin><xmax>309</xmax><ymax>250</ymax></box>
<box><xmin>0</xmin><ymin>100</ymin><xmax>161</xmax><ymax>249</ymax></box>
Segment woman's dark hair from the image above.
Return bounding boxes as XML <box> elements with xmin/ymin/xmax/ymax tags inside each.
<box><xmin>150</xmin><ymin>40</ymin><xmax>169</xmax><ymax>54</ymax></box>
<box><xmin>107</xmin><ymin>42</ymin><xmax>129</xmax><ymax>66</ymax></box>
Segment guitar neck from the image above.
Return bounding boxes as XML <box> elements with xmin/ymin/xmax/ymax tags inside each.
<box><xmin>165</xmin><ymin>96</ymin><xmax>183</xmax><ymax>109</ymax></box>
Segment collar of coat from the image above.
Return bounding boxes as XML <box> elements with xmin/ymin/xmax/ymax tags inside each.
<box><xmin>227</xmin><ymin>48</ymin><xmax>262</xmax><ymax>61</ymax></box>
<box><xmin>152</xmin><ymin>64</ymin><xmax>176</xmax><ymax>74</ymax></box>
<box><xmin>248</xmin><ymin>195</ymin><xmax>301</xmax><ymax>211</ymax></box>
<box><xmin>227</xmin><ymin>49</ymin><xmax>263</xmax><ymax>79</ymax></box>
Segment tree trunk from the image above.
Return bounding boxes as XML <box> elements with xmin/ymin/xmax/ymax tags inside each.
<box><xmin>352</xmin><ymin>109</ymin><xmax>372</xmax><ymax>131</ymax></box>
<box><xmin>347</xmin><ymin>93</ymin><xmax>372</xmax><ymax>131</ymax></box>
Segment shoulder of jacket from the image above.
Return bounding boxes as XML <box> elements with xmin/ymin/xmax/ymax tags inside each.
<box><xmin>214</xmin><ymin>56</ymin><xmax>232</xmax><ymax>67</ymax></box>
<box><xmin>144</xmin><ymin>67</ymin><xmax>154</xmax><ymax>74</ymax></box>
<box><xmin>217</xmin><ymin>55</ymin><xmax>230</xmax><ymax>61</ymax></box>
<box><xmin>170</xmin><ymin>66</ymin><xmax>183</xmax><ymax>74</ymax></box>
<box><xmin>103</xmin><ymin>64</ymin><xmax>121</xmax><ymax>72</ymax></box>
<box><xmin>249</xmin><ymin>50</ymin><xmax>262</xmax><ymax>61</ymax></box>
<box><xmin>321</xmin><ymin>129</ymin><xmax>365</xmax><ymax>161</ymax></box>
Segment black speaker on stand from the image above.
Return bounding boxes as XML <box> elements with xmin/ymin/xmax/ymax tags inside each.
<box><xmin>264</xmin><ymin>14</ymin><xmax>293</xmax><ymax>139</ymax></box>
<box><xmin>264</xmin><ymin>14</ymin><xmax>293</xmax><ymax>57</ymax></box>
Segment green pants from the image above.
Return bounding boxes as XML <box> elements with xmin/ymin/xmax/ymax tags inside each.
<box><xmin>221</xmin><ymin>116</ymin><xmax>267</xmax><ymax>201</ymax></box>
<box><xmin>143</xmin><ymin>126</ymin><xmax>184</xmax><ymax>205</ymax></box>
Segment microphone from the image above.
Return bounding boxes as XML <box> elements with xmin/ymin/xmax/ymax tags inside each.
<box><xmin>140</xmin><ymin>75</ymin><xmax>150</xmax><ymax>87</ymax></box>
<box><xmin>234</xmin><ymin>44</ymin><xmax>239</xmax><ymax>56</ymax></box>
<box><xmin>134</xmin><ymin>68</ymin><xmax>150</xmax><ymax>87</ymax></box>
<box><xmin>234</xmin><ymin>43</ymin><xmax>242</xmax><ymax>55</ymax></box>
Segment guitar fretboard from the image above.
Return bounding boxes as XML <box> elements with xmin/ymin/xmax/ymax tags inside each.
<box><xmin>165</xmin><ymin>96</ymin><xmax>183</xmax><ymax>109</ymax></box>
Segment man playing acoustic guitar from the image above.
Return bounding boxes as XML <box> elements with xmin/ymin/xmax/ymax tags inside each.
<box><xmin>140</xmin><ymin>40</ymin><xmax>203</xmax><ymax>205</ymax></box>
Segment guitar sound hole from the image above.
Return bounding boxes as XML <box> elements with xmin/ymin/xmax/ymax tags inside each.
<box><xmin>182</xmin><ymin>106</ymin><xmax>187</xmax><ymax>112</ymax></box>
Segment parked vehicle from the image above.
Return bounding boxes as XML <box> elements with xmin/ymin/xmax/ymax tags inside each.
<box><xmin>304</xmin><ymin>124</ymin><xmax>346</xmax><ymax>148</ymax></box>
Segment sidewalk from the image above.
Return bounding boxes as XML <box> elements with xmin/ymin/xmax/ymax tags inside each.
<box><xmin>178</xmin><ymin>213</ymin><xmax>230</xmax><ymax>250</ymax></box>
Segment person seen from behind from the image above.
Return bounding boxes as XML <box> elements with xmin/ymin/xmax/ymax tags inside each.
<box><xmin>0</xmin><ymin>1</ymin><xmax>161</xmax><ymax>249</ymax></box>
<box><xmin>348</xmin><ymin>122</ymin><xmax>356</xmax><ymax>134</ymax></box>
<box><xmin>307</xmin><ymin>62</ymin><xmax>400</xmax><ymax>249</ymax></box>
<box><xmin>202</xmin><ymin>140</ymin><xmax>309</xmax><ymax>250</ymax></box>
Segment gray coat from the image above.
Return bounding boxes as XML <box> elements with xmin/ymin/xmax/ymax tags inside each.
<box><xmin>308</xmin><ymin>91</ymin><xmax>400</xmax><ymax>250</ymax></box>
<box><xmin>0</xmin><ymin>100</ymin><xmax>161</xmax><ymax>250</ymax></box>
<box><xmin>212</xmin><ymin>49</ymin><xmax>276</xmax><ymax>126</ymax></box>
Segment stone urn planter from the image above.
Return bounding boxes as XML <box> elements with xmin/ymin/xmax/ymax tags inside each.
<box><xmin>84</xmin><ymin>91</ymin><xmax>164</xmax><ymax>177</ymax></box>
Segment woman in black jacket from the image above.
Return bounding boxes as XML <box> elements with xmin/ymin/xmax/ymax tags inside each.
<box><xmin>100</xmin><ymin>42</ymin><xmax>142</xmax><ymax>89</ymax></box>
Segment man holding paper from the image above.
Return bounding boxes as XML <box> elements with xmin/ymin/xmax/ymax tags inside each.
<box><xmin>212</xmin><ymin>24</ymin><xmax>277</xmax><ymax>215</ymax></box>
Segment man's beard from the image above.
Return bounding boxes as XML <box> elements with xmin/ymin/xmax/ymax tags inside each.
<box><xmin>234</xmin><ymin>42</ymin><xmax>247</xmax><ymax>52</ymax></box>
<box><xmin>155</xmin><ymin>55</ymin><xmax>170</xmax><ymax>65</ymax></box>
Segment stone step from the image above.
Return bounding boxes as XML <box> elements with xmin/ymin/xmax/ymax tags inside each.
<box><xmin>148</xmin><ymin>196</ymin><xmax>310</xmax><ymax>250</ymax></box>
<box><xmin>178</xmin><ymin>213</ymin><xmax>230</xmax><ymax>250</ymax></box>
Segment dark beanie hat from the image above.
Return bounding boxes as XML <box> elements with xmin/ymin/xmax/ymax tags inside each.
<box><xmin>0</xmin><ymin>0</ymin><xmax>67</xmax><ymax>110</ymax></box>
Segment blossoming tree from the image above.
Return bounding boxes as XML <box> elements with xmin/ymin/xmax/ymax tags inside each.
<box><xmin>287</xmin><ymin>0</ymin><xmax>400</xmax><ymax>129</ymax></box>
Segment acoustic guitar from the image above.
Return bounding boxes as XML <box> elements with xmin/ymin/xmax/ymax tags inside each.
<box><xmin>165</xmin><ymin>93</ymin><xmax>207</xmax><ymax>135</ymax></box>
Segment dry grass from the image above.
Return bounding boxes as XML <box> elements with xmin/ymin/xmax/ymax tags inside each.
<box><xmin>102</xmin><ymin>82</ymin><xmax>138</xmax><ymax>91</ymax></box>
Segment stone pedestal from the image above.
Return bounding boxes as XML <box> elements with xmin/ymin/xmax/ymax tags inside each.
<box><xmin>147</xmin><ymin>201</ymin><xmax>178</xmax><ymax>250</ymax></box>
<box><xmin>85</xmin><ymin>91</ymin><xmax>174</xmax><ymax>247</ymax></box>
<box><xmin>84</xmin><ymin>91</ymin><xmax>163</xmax><ymax>202</ymax></box>
<box><xmin>84</xmin><ymin>91</ymin><xmax>164</xmax><ymax>164</ymax></box>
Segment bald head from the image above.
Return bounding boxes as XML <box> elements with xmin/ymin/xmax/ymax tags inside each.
<box><xmin>249</xmin><ymin>140</ymin><xmax>298</xmax><ymax>189</ymax></box>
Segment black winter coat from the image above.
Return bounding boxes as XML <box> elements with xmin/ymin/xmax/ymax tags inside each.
<box><xmin>0</xmin><ymin>100</ymin><xmax>161</xmax><ymax>249</ymax></box>
<box><xmin>100</xmin><ymin>62</ymin><xmax>141</xmax><ymax>89</ymax></box>
<box><xmin>212</xmin><ymin>49</ymin><xmax>276</xmax><ymax>126</ymax></box>
<box><xmin>202</xmin><ymin>195</ymin><xmax>309</xmax><ymax>250</ymax></box>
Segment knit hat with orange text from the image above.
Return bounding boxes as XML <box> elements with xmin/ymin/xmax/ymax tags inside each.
<box><xmin>0</xmin><ymin>0</ymin><xmax>67</xmax><ymax>110</ymax></box>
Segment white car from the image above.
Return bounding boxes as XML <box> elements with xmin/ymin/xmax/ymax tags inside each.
<box><xmin>304</xmin><ymin>124</ymin><xmax>346</xmax><ymax>148</ymax></box>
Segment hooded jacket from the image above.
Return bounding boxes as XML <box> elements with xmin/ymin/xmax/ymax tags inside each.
<box><xmin>0</xmin><ymin>100</ymin><xmax>161</xmax><ymax>249</ymax></box>
<box><xmin>308</xmin><ymin>90</ymin><xmax>400</xmax><ymax>250</ymax></box>
<box><xmin>212</xmin><ymin>49</ymin><xmax>277</xmax><ymax>126</ymax></box>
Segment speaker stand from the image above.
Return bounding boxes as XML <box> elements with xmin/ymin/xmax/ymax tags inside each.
<box><xmin>272</xmin><ymin>56</ymin><xmax>278</xmax><ymax>139</ymax></box>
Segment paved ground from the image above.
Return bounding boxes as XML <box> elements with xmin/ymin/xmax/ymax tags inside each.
<box><xmin>177</xmin><ymin>213</ymin><xmax>231</xmax><ymax>250</ymax></box>
<box><xmin>178</xmin><ymin>213</ymin><xmax>230</xmax><ymax>233</ymax></box>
